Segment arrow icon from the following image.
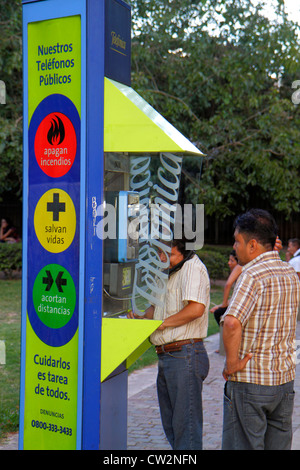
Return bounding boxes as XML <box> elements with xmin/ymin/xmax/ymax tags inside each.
<box><xmin>55</xmin><ymin>271</ymin><xmax>67</xmax><ymax>292</ymax></box>
<box><xmin>43</xmin><ymin>270</ymin><xmax>54</xmax><ymax>291</ymax></box>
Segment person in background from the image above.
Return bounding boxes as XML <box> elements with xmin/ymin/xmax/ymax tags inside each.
<box><xmin>129</xmin><ymin>238</ymin><xmax>210</xmax><ymax>450</ymax></box>
<box><xmin>210</xmin><ymin>250</ymin><xmax>241</xmax><ymax>326</ymax></box>
<box><xmin>211</xmin><ymin>237</ymin><xmax>283</xmax><ymax>326</ymax></box>
<box><xmin>221</xmin><ymin>209</ymin><xmax>300</xmax><ymax>450</ymax></box>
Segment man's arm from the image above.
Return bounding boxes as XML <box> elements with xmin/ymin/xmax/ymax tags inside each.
<box><xmin>157</xmin><ymin>301</ymin><xmax>205</xmax><ymax>330</ymax></box>
<box><xmin>143</xmin><ymin>305</ymin><xmax>155</xmax><ymax>319</ymax></box>
<box><xmin>222</xmin><ymin>314</ymin><xmax>252</xmax><ymax>380</ymax></box>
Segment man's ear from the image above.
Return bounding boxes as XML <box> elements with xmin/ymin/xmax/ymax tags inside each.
<box><xmin>248</xmin><ymin>238</ymin><xmax>258</xmax><ymax>253</ymax></box>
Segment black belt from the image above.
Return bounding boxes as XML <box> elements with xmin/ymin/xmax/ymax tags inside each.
<box><xmin>155</xmin><ymin>338</ymin><xmax>203</xmax><ymax>355</ymax></box>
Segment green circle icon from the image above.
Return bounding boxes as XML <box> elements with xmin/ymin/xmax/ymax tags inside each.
<box><xmin>33</xmin><ymin>264</ymin><xmax>76</xmax><ymax>329</ymax></box>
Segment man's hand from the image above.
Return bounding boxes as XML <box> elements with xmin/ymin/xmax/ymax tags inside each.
<box><xmin>222</xmin><ymin>314</ymin><xmax>253</xmax><ymax>381</ymax></box>
<box><xmin>127</xmin><ymin>305</ymin><xmax>155</xmax><ymax>320</ymax></box>
<box><xmin>274</xmin><ymin>236</ymin><xmax>282</xmax><ymax>251</ymax></box>
<box><xmin>127</xmin><ymin>310</ymin><xmax>141</xmax><ymax>319</ymax></box>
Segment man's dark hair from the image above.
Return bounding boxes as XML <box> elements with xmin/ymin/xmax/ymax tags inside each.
<box><xmin>172</xmin><ymin>238</ymin><xmax>188</xmax><ymax>256</ymax></box>
<box><xmin>233</xmin><ymin>209</ymin><xmax>278</xmax><ymax>250</ymax></box>
<box><xmin>288</xmin><ymin>238</ymin><xmax>300</xmax><ymax>248</ymax></box>
<box><xmin>169</xmin><ymin>238</ymin><xmax>195</xmax><ymax>276</ymax></box>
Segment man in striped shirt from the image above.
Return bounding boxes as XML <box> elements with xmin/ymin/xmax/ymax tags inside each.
<box><xmin>132</xmin><ymin>238</ymin><xmax>210</xmax><ymax>450</ymax></box>
<box><xmin>222</xmin><ymin>209</ymin><xmax>300</xmax><ymax>450</ymax></box>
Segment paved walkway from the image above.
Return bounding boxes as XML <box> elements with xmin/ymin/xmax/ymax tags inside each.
<box><xmin>2</xmin><ymin>324</ymin><xmax>300</xmax><ymax>450</ymax></box>
<box><xmin>127</xmin><ymin>330</ymin><xmax>223</xmax><ymax>450</ymax></box>
<box><xmin>128</xmin><ymin>322</ymin><xmax>300</xmax><ymax>450</ymax></box>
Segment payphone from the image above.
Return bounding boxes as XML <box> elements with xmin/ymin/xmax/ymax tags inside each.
<box><xmin>102</xmin><ymin>192</ymin><xmax>139</xmax><ymax>302</ymax></box>
<box><xmin>108</xmin><ymin>190</ymin><xmax>139</xmax><ymax>263</ymax></box>
<box><xmin>102</xmin><ymin>152</ymin><xmax>140</xmax><ymax>315</ymax></box>
<box><xmin>20</xmin><ymin>0</ymin><xmax>204</xmax><ymax>451</ymax></box>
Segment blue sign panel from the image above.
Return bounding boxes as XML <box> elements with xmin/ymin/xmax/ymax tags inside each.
<box><xmin>105</xmin><ymin>0</ymin><xmax>131</xmax><ymax>86</ymax></box>
<box><xmin>20</xmin><ymin>0</ymin><xmax>88</xmax><ymax>450</ymax></box>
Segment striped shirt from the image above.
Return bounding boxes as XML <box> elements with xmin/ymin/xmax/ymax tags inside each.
<box><xmin>223</xmin><ymin>251</ymin><xmax>300</xmax><ymax>386</ymax></box>
<box><xmin>150</xmin><ymin>254</ymin><xmax>210</xmax><ymax>346</ymax></box>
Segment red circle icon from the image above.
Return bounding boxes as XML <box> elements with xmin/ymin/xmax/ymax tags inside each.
<box><xmin>34</xmin><ymin>112</ymin><xmax>77</xmax><ymax>178</ymax></box>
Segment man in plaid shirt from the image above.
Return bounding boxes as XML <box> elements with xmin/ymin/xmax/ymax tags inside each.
<box><xmin>222</xmin><ymin>209</ymin><xmax>300</xmax><ymax>450</ymax></box>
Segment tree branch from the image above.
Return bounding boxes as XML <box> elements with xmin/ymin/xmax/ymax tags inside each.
<box><xmin>145</xmin><ymin>88</ymin><xmax>201</xmax><ymax>122</ymax></box>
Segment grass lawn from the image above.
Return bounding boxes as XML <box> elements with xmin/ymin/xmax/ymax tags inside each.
<box><xmin>0</xmin><ymin>279</ymin><xmax>21</xmax><ymax>438</ymax></box>
<box><xmin>0</xmin><ymin>280</ymin><xmax>223</xmax><ymax>439</ymax></box>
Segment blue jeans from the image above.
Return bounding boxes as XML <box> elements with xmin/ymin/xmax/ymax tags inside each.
<box><xmin>222</xmin><ymin>380</ymin><xmax>295</xmax><ymax>450</ymax></box>
<box><xmin>156</xmin><ymin>341</ymin><xmax>209</xmax><ymax>450</ymax></box>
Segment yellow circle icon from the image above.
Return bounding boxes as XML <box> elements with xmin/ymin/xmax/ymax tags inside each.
<box><xmin>34</xmin><ymin>188</ymin><xmax>76</xmax><ymax>253</ymax></box>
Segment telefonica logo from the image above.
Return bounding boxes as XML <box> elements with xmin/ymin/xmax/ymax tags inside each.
<box><xmin>295</xmin><ymin>340</ymin><xmax>300</xmax><ymax>365</ymax></box>
<box><xmin>0</xmin><ymin>340</ymin><xmax>5</xmax><ymax>365</ymax></box>
<box><xmin>0</xmin><ymin>80</ymin><xmax>6</xmax><ymax>105</ymax></box>
<box><xmin>111</xmin><ymin>31</ymin><xmax>127</xmax><ymax>52</ymax></box>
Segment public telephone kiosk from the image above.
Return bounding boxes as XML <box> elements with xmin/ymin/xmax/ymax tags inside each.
<box><xmin>20</xmin><ymin>0</ymin><xmax>203</xmax><ymax>450</ymax></box>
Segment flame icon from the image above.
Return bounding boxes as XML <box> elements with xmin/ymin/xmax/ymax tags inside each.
<box><xmin>47</xmin><ymin>115</ymin><xmax>65</xmax><ymax>146</ymax></box>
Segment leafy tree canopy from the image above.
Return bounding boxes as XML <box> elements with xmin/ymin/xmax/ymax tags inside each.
<box><xmin>0</xmin><ymin>0</ymin><xmax>22</xmax><ymax>200</ymax></box>
<box><xmin>1</xmin><ymin>0</ymin><xmax>300</xmax><ymax>222</ymax></box>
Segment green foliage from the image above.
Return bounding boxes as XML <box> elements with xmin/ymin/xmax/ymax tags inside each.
<box><xmin>0</xmin><ymin>0</ymin><xmax>23</xmax><ymax>201</ymax></box>
<box><xmin>0</xmin><ymin>243</ymin><xmax>22</xmax><ymax>278</ymax></box>
<box><xmin>0</xmin><ymin>280</ymin><xmax>21</xmax><ymax>439</ymax></box>
<box><xmin>1</xmin><ymin>0</ymin><xmax>300</xmax><ymax>221</ymax></box>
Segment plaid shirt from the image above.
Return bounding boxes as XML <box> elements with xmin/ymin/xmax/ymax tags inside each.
<box><xmin>223</xmin><ymin>251</ymin><xmax>300</xmax><ymax>386</ymax></box>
